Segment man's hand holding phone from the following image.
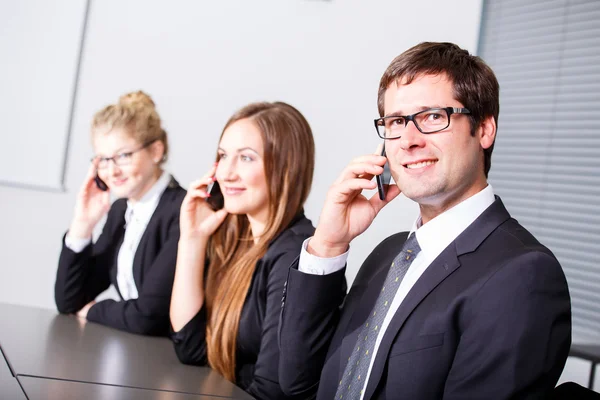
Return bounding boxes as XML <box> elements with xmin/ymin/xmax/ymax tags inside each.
<box><xmin>308</xmin><ymin>147</ymin><xmax>400</xmax><ymax>258</ymax></box>
<box><xmin>69</xmin><ymin>161</ymin><xmax>111</xmax><ymax>239</ymax></box>
<box><xmin>179</xmin><ymin>163</ymin><xmax>228</xmax><ymax>241</ymax></box>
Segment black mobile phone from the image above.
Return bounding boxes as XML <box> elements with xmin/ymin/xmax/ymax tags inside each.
<box><xmin>94</xmin><ymin>173</ymin><xmax>108</xmax><ymax>191</ymax></box>
<box><xmin>206</xmin><ymin>180</ymin><xmax>224</xmax><ymax>210</ymax></box>
<box><xmin>375</xmin><ymin>144</ymin><xmax>391</xmax><ymax>200</ymax></box>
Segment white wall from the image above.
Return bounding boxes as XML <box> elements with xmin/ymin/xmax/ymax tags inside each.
<box><xmin>0</xmin><ymin>0</ymin><xmax>86</xmax><ymax>190</ymax></box>
<box><xmin>0</xmin><ymin>0</ymin><xmax>483</xmax><ymax>309</ymax></box>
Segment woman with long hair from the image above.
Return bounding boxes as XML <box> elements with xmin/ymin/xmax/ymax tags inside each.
<box><xmin>169</xmin><ymin>101</ymin><xmax>315</xmax><ymax>399</ymax></box>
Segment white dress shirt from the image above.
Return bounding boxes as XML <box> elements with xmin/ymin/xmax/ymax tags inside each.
<box><xmin>298</xmin><ymin>185</ymin><xmax>496</xmax><ymax>399</ymax></box>
<box><xmin>65</xmin><ymin>171</ymin><xmax>172</xmax><ymax>301</ymax></box>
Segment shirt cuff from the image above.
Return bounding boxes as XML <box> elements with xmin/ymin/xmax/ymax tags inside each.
<box><xmin>65</xmin><ymin>234</ymin><xmax>92</xmax><ymax>253</ymax></box>
<box><xmin>298</xmin><ymin>237</ymin><xmax>349</xmax><ymax>275</ymax></box>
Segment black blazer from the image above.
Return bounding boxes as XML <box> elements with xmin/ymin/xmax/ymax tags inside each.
<box><xmin>55</xmin><ymin>177</ymin><xmax>186</xmax><ymax>336</ymax></box>
<box><xmin>279</xmin><ymin>197</ymin><xmax>572</xmax><ymax>400</ymax></box>
<box><xmin>171</xmin><ymin>214</ymin><xmax>314</xmax><ymax>400</ymax></box>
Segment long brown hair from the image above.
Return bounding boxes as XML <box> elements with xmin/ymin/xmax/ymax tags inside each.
<box><xmin>204</xmin><ymin>102</ymin><xmax>315</xmax><ymax>381</ymax></box>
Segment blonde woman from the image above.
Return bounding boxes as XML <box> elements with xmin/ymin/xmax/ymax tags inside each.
<box><xmin>170</xmin><ymin>102</ymin><xmax>315</xmax><ymax>399</ymax></box>
<box><xmin>55</xmin><ymin>91</ymin><xmax>186</xmax><ymax>336</ymax></box>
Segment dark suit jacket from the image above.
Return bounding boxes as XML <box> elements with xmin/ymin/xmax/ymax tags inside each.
<box><xmin>279</xmin><ymin>197</ymin><xmax>572</xmax><ymax>400</ymax></box>
<box><xmin>55</xmin><ymin>177</ymin><xmax>186</xmax><ymax>336</ymax></box>
<box><xmin>171</xmin><ymin>214</ymin><xmax>314</xmax><ymax>400</ymax></box>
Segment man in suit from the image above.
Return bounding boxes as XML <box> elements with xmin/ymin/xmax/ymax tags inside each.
<box><xmin>278</xmin><ymin>42</ymin><xmax>571</xmax><ymax>399</ymax></box>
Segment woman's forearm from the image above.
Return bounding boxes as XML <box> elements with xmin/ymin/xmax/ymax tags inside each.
<box><xmin>170</xmin><ymin>236</ymin><xmax>208</xmax><ymax>331</ymax></box>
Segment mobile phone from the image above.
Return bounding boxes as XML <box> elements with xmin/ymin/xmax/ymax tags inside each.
<box><xmin>206</xmin><ymin>180</ymin><xmax>224</xmax><ymax>210</ymax></box>
<box><xmin>94</xmin><ymin>173</ymin><xmax>108</xmax><ymax>191</ymax></box>
<box><xmin>375</xmin><ymin>144</ymin><xmax>391</xmax><ymax>200</ymax></box>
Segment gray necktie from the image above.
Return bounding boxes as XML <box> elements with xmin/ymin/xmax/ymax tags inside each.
<box><xmin>335</xmin><ymin>234</ymin><xmax>421</xmax><ymax>399</ymax></box>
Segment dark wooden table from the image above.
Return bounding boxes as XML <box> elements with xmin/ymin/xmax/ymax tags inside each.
<box><xmin>0</xmin><ymin>303</ymin><xmax>253</xmax><ymax>399</ymax></box>
<box><xmin>0</xmin><ymin>345</ymin><xmax>26</xmax><ymax>399</ymax></box>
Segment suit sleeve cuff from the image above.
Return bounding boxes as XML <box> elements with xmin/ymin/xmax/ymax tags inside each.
<box><xmin>64</xmin><ymin>234</ymin><xmax>92</xmax><ymax>253</ymax></box>
<box><xmin>298</xmin><ymin>237</ymin><xmax>348</xmax><ymax>275</ymax></box>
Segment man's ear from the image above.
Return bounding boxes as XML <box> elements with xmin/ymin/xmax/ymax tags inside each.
<box><xmin>478</xmin><ymin>115</ymin><xmax>496</xmax><ymax>150</ymax></box>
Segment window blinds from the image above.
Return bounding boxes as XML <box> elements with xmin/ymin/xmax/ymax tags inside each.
<box><xmin>478</xmin><ymin>0</ymin><xmax>600</xmax><ymax>341</ymax></box>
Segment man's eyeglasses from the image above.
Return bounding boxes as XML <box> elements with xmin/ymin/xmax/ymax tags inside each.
<box><xmin>374</xmin><ymin>107</ymin><xmax>471</xmax><ymax>139</ymax></box>
<box><xmin>91</xmin><ymin>140</ymin><xmax>155</xmax><ymax>169</ymax></box>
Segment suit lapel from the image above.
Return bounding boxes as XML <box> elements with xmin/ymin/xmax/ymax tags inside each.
<box><xmin>335</xmin><ymin>232</ymin><xmax>409</xmax><ymax>380</ymax></box>
<box><xmin>363</xmin><ymin>197</ymin><xmax>512</xmax><ymax>399</ymax></box>
<box><xmin>338</xmin><ymin>263</ymin><xmax>390</xmax><ymax>376</ymax></box>
<box><xmin>363</xmin><ymin>246</ymin><xmax>460</xmax><ymax>399</ymax></box>
<box><xmin>132</xmin><ymin>178</ymin><xmax>180</xmax><ymax>286</ymax></box>
<box><xmin>109</xmin><ymin>202</ymin><xmax>127</xmax><ymax>299</ymax></box>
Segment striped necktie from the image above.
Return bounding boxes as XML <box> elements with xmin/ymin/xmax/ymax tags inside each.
<box><xmin>334</xmin><ymin>234</ymin><xmax>421</xmax><ymax>399</ymax></box>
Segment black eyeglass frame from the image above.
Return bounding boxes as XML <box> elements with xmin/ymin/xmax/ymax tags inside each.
<box><xmin>90</xmin><ymin>140</ymin><xmax>157</xmax><ymax>168</ymax></box>
<box><xmin>374</xmin><ymin>107</ymin><xmax>471</xmax><ymax>139</ymax></box>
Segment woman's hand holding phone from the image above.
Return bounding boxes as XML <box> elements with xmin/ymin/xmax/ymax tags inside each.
<box><xmin>69</xmin><ymin>161</ymin><xmax>111</xmax><ymax>239</ymax></box>
<box><xmin>309</xmin><ymin>147</ymin><xmax>401</xmax><ymax>258</ymax></box>
<box><xmin>172</xmin><ymin>165</ymin><xmax>226</xmax><ymax>331</ymax></box>
<box><xmin>179</xmin><ymin>164</ymin><xmax>228</xmax><ymax>241</ymax></box>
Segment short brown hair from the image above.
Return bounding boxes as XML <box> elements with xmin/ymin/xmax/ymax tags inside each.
<box><xmin>377</xmin><ymin>42</ymin><xmax>499</xmax><ymax>177</ymax></box>
<box><xmin>91</xmin><ymin>90</ymin><xmax>169</xmax><ymax>163</ymax></box>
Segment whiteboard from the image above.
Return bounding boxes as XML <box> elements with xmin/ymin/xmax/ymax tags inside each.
<box><xmin>0</xmin><ymin>0</ymin><xmax>88</xmax><ymax>191</ymax></box>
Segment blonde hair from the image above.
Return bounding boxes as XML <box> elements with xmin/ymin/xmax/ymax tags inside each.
<box><xmin>91</xmin><ymin>90</ymin><xmax>169</xmax><ymax>163</ymax></box>
<box><xmin>205</xmin><ymin>102</ymin><xmax>315</xmax><ymax>382</ymax></box>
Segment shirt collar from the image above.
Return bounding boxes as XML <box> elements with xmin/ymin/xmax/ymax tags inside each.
<box><xmin>410</xmin><ymin>184</ymin><xmax>496</xmax><ymax>257</ymax></box>
<box><xmin>125</xmin><ymin>171</ymin><xmax>171</xmax><ymax>226</ymax></box>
